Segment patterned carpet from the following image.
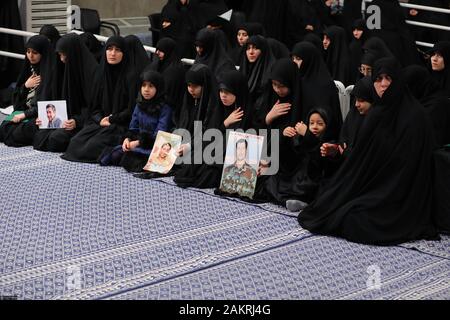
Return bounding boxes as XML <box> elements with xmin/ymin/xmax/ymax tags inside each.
<box><xmin>0</xmin><ymin>144</ymin><xmax>449</xmax><ymax>300</ymax></box>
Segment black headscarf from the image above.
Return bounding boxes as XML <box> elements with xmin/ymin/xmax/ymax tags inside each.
<box><xmin>404</xmin><ymin>64</ymin><xmax>450</xmax><ymax>145</ymax></box>
<box><xmin>368</xmin><ymin>0</ymin><xmax>422</xmax><ymax>66</ymax></box>
<box><xmin>362</xmin><ymin>37</ymin><xmax>394</xmax><ymax>61</ymax></box>
<box><xmin>302</xmin><ymin>33</ymin><xmax>323</xmax><ymax>51</ymax></box>
<box><xmin>429</xmin><ymin>41</ymin><xmax>450</xmax><ymax>97</ymax></box>
<box><xmin>55</xmin><ymin>33</ymin><xmax>98</xmax><ymax>122</ymax></box>
<box><xmin>13</xmin><ymin>35</ymin><xmax>59</xmax><ymax>112</ymax></box>
<box><xmin>194</xmin><ymin>28</ymin><xmax>235</xmax><ymax>79</ymax></box>
<box><xmin>136</xmin><ymin>70</ymin><xmax>166</xmax><ymax>116</ymax></box>
<box><xmin>161</xmin><ymin>0</ymin><xmax>202</xmax><ymax>59</ymax></box>
<box><xmin>229</xmin><ymin>22</ymin><xmax>266</xmax><ymax>64</ymax></box>
<box><xmin>239</xmin><ymin>35</ymin><xmax>276</xmax><ymax>102</ymax></box>
<box><xmin>79</xmin><ymin>32</ymin><xmax>104</xmax><ymax>63</ymax></box>
<box><xmin>39</xmin><ymin>25</ymin><xmax>61</xmax><ymax>49</ymax></box>
<box><xmin>125</xmin><ymin>35</ymin><xmax>150</xmax><ymax>76</ymax></box>
<box><xmin>291</xmin><ymin>41</ymin><xmax>342</xmax><ymax>141</ymax></box>
<box><xmin>348</xmin><ymin>19</ymin><xmax>370</xmax><ymax>84</ymax></box>
<box><xmin>178</xmin><ymin>63</ymin><xmax>219</xmax><ymax>133</ymax></box>
<box><xmin>299</xmin><ymin>57</ymin><xmax>438</xmax><ymax>245</ymax></box>
<box><xmin>267</xmin><ymin>38</ymin><xmax>290</xmax><ymax>60</ymax></box>
<box><xmin>339</xmin><ymin>76</ymin><xmax>374</xmax><ymax>154</ymax></box>
<box><xmin>89</xmin><ymin>36</ymin><xmax>139</xmax><ymax>126</ymax></box>
<box><xmin>146</xmin><ymin>37</ymin><xmax>185</xmax><ymax>127</ymax></box>
<box><xmin>216</xmin><ymin>69</ymin><xmax>251</xmax><ymax>130</ymax></box>
<box><xmin>323</xmin><ymin>25</ymin><xmax>351</xmax><ymax>86</ymax></box>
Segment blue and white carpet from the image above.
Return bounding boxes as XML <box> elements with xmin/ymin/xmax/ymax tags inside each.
<box><xmin>0</xmin><ymin>144</ymin><xmax>448</xmax><ymax>300</ymax></box>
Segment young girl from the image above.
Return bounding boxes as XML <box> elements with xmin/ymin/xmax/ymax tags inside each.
<box><xmin>99</xmin><ymin>70</ymin><xmax>172</xmax><ymax>172</ymax></box>
<box><xmin>259</xmin><ymin>108</ymin><xmax>334</xmax><ymax>209</ymax></box>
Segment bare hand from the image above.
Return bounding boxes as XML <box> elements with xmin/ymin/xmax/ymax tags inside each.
<box><xmin>295</xmin><ymin>122</ymin><xmax>308</xmax><ymax>136</ymax></box>
<box><xmin>25</xmin><ymin>74</ymin><xmax>41</xmax><ymax>89</ymax></box>
<box><xmin>305</xmin><ymin>25</ymin><xmax>314</xmax><ymax>31</ymax></box>
<box><xmin>283</xmin><ymin>126</ymin><xmax>297</xmax><ymax>138</ymax></box>
<box><xmin>162</xmin><ymin>21</ymin><xmax>171</xmax><ymax>29</ymax></box>
<box><xmin>224</xmin><ymin>108</ymin><xmax>244</xmax><ymax>128</ymax></box>
<box><xmin>12</xmin><ymin>113</ymin><xmax>26</xmax><ymax>123</ymax></box>
<box><xmin>122</xmin><ymin>138</ymin><xmax>131</xmax><ymax>152</ymax></box>
<box><xmin>128</xmin><ymin>140</ymin><xmax>140</xmax><ymax>151</ymax></box>
<box><xmin>257</xmin><ymin>160</ymin><xmax>270</xmax><ymax>177</ymax></box>
<box><xmin>35</xmin><ymin>118</ymin><xmax>42</xmax><ymax>126</ymax></box>
<box><xmin>63</xmin><ymin>119</ymin><xmax>76</xmax><ymax>131</ymax></box>
<box><xmin>320</xmin><ymin>143</ymin><xmax>339</xmax><ymax>158</ymax></box>
<box><xmin>100</xmin><ymin>116</ymin><xmax>111</xmax><ymax>127</ymax></box>
<box><xmin>266</xmin><ymin>100</ymin><xmax>291</xmax><ymax>125</ymax></box>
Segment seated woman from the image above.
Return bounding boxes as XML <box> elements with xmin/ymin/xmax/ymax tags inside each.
<box><xmin>99</xmin><ymin>70</ymin><xmax>172</xmax><ymax>172</ymax></box>
<box><xmin>33</xmin><ymin>33</ymin><xmax>98</xmax><ymax>152</ymax></box>
<box><xmin>0</xmin><ymin>35</ymin><xmax>59</xmax><ymax>146</ymax></box>
<box><xmin>298</xmin><ymin>57</ymin><xmax>439</xmax><ymax>246</ymax></box>
<box><xmin>61</xmin><ymin>36</ymin><xmax>139</xmax><ymax>163</ymax></box>
<box><xmin>429</xmin><ymin>41</ymin><xmax>450</xmax><ymax>98</ymax></box>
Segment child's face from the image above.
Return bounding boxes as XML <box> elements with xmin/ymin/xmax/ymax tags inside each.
<box><xmin>188</xmin><ymin>83</ymin><xmax>203</xmax><ymax>99</ymax></box>
<box><xmin>272</xmin><ymin>80</ymin><xmax>290</xmax><ymax>98</ymax></box>
<box><xmin>219</xmin><ymin>89</ymin><xmax>237</xmax><ymax>107</ymax></box>
<box><xmin>309</xmin><ymin>113</ymin><xmax>326</xmax><ymax>137</ymax></box>
<box><xmin>141</xmin><ymin>81</ymin><xmax>157</xmax><ymax>100</ymax></box>
<box><xmin>355</xmin><ymin>98</ymin><xmax>372</xmax><ymax>115</ymax></box>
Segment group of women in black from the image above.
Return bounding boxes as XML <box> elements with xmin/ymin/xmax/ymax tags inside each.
<box><xmin>1</xmin><ymin>0</ymin><xmax>450</xmax><ymax>247</ymax></box>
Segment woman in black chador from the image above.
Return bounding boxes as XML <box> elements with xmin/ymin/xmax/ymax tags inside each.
<box><xmin>62</xmin><ymin>36</ymin><xmax>139</xmax><ymax>163</ymax></box>
<box><xmin>0</xmin><ymin>35</ymin><xmax>59</xmax><ymax>146</ymax></box>
<box><xmin>298</xmin><ymin>57</ymin><xmax>439</xmax><ymax>246</ymax></box>
<box><xmin>403</xmin><ymin>65</ymin><xmax>450</xmax><ymax>146</ymax></box>
<box><xmin>194</xmin><ymin>28</ymin><xmax>235</xmax><ymax>80</ymax></box>
<box><xmin>322</xmin><ymin>25</ymin><xmax>351</xmax><ymax>86</ymax></box>
<box><xmin>291</xmin><ymin>41</ymin><xmax>342</xmax><ymax>142</ymax></box>
<box><xmin>429</xmin><ymin>41</ymin><xmax>450</xmax><ymax>98</ymax></box>
<box><xmin>33</xmin><ymin>33</ymin><xmax>98</xmax><ymax>152</ymax></box>
<box><xmin>146</xmin><ymin>37</ymin><xmax>186</xmax><ymax>129</ymax></box>
<box><xmin>238</xmin><ymin>35</ymin><xmax>276</xmax><ymax>114</ymax></box>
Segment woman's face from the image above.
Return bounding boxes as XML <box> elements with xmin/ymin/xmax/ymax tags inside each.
<box><xmin>156</xmin><ymin>49</ymin><xmax>165</xmax><ymax>61</ymax></box>
<box><xmin>374</xmin><ymin>74</ymin><xmax>393</xmax><ymax>98</ymax></box>
<box><xmin>58</xmin><ymin>52</ymin><xmax>67</xmax><ymax>64</ymax></box>
<box><xmin>355</xmin><ymin>98</ymin><xmax>372</xmax><ymax>115</ymax></box>
<box><xmin>431</xmin><ymin>53</ymin><xmax>445</xmax><ymax>71</ymax></box>
<box><xmin>106</xmin><ymin>45</ymin><xmax>123</xmax><ymax>65</ymax></box>
<box><xmin>353</xmin><ymin>29</ymin><xmax>363</xmax><ymax>40</ymax></box>
<box><xmin>309</xmin><ymin>113</ymin><xmax>326</xmax><ymax>137</ymax></box>
<box><xmin>272</xmin><ymin>80</ymin><xmax>290</xmax><ymax>98</ymax></box>
<box><xmin>187</xmin><ymin>83</ymin><xmax>202</xmax><ymax>99</ymax></box>
<box><xmin>26</xmin><ymin>48</ymin><xmax>42</xmax><ymax>65</ymax></box>
<box><xmin>196</xmin><ymin>46</ymin><xmax>204</xmax><ymax>56</ymax></box>
<box><xmin>359</xmin><ymin>64</ymin><xmax>372</xmax><ymax>77</ymax></box>
<box><xmin>219</xmin><ymin>89</ymin><xmax>237</xmax><ymax>107</ymax></box>
<box><xmin>141</xmin><ymin>81</ymin><xmax>157</xmax><ymax>100</ymax></box>
<box><xmin>323</xmin><ymin>35</ymin><xmax>331</xmax><ymax>50</ymax></box>
<box><xmin>246</xmin><ymin>44</ymin><xmax>261</xmax><ymax>63</ymax></box>
<box><xmin>237</xmin><ymin>30</ymin><xmax>249</xmax><ymax>47</ymax></box>
<box><xmin>292</xmin><ymin>55</ymin><xmax>303</xmax><ymax>69</ymax></box>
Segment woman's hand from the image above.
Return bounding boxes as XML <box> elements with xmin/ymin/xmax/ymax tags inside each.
<box><xmin>12</xmin><ymin>113</ymin><xmax>26</xmax><ymax>124</ymax></box>
<box><xmin>224</xmin><ymin>107</ymin><xmax>244</xmax><ymax>128</ymax></box>
<box><xmin>265</xmin><ymin>100</ymin><xmax>291</xmax><ymax>125</ymax></box>
<box><xmin>320</xmin><ymin>143</ymin><xmax>339</xmax><ymax>158</ymax></box>
<box><xmin>25</xmin><ymin>74</ymin><xmax>41</xmax><ymax>89</ymax></box>
<box><xmin>100</xmin><ymin>116</ymin><xmax>111</xmax><ymax>127</ymax></box>
<box><xmin>63</xmin><ymin>119</ymin><xmax>76</xmax><ymax>131</ymax></box>
<box><xmin>35</xmin><ymin>118</ymin><xmax>42</xmax><ymax>126</ymax></box>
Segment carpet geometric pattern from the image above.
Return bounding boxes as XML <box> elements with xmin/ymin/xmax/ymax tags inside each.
<box><xmin>0</xmin><ymin>145</ymin><xmax>448</xmax><ymax>300</ymax></box>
